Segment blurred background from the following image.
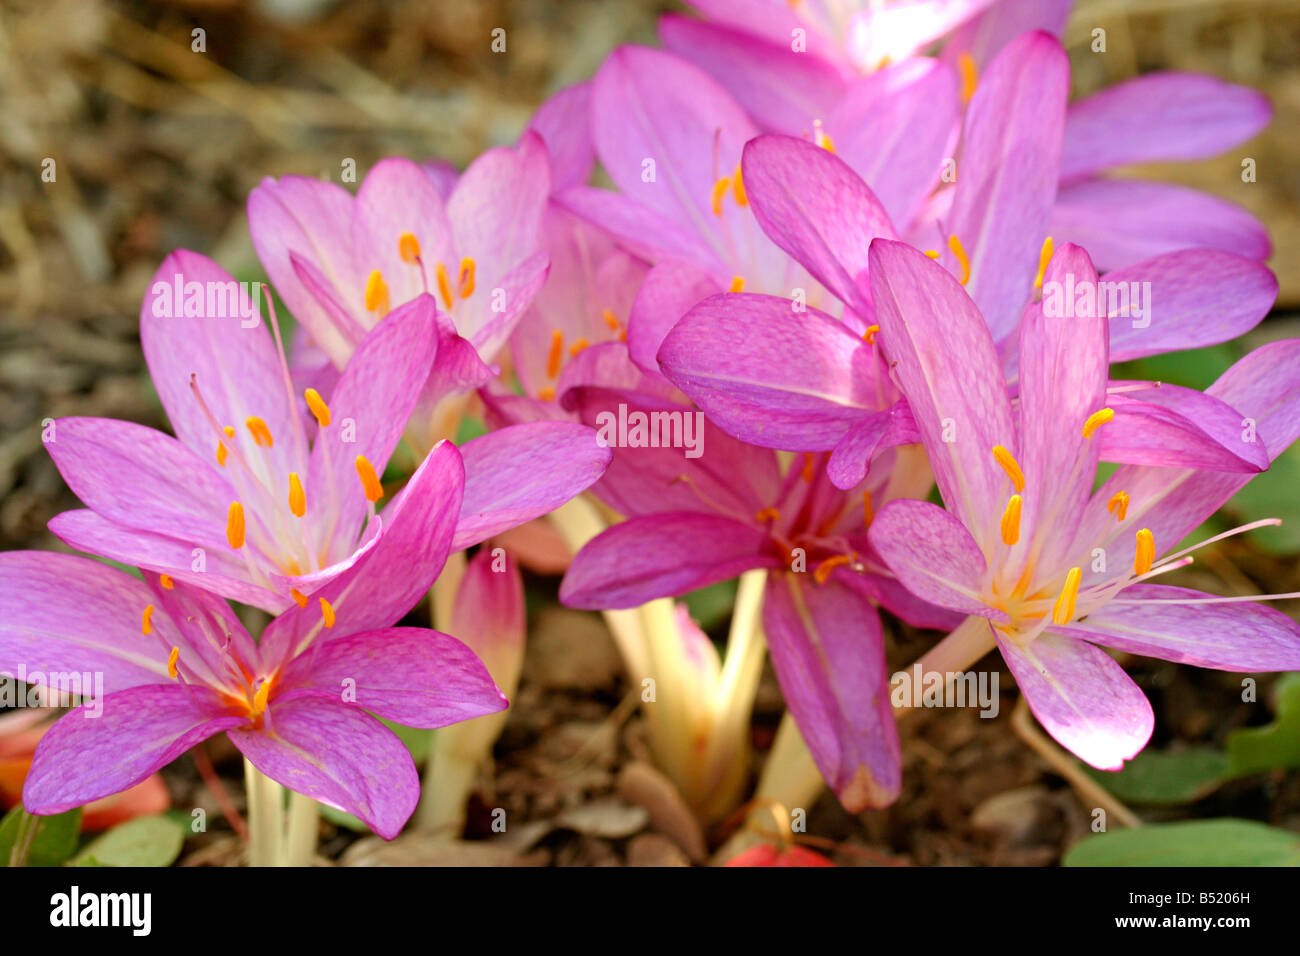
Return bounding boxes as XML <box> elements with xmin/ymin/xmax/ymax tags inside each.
<box><xmin>1</xmin><ymin>0</ymin><xmax>1297</xmax><ymax>865</ymax></box>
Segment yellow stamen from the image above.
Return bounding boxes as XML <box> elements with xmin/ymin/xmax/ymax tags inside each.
<box><xmin>814</xmin><ymin>554</ymin><xmax>852</xmax><ymax>584</ymax></box>
<box><xmin>959</xmin><ymin>52</ymin><xmax>978</xmax><ymax>103</ymax></box>
<box><xmin>226</xmin><ymin>502</ymin><xmax>245</xmax><ymax>550</ymax></box>
<box><xmin>546</xmin><ymin>330</ymin><xmax>564</xmax><ymax>379</ymax></box>
<box><xmin>1000</xmin><ymin>494</ymin><xmax>1022</xmax><ymax>546</ymax></box>
<box><xmin>1034</xmin><ymin>236</ymin><xmax>1054</xmax><ymax>290</ymax></box>
<box><xmin>602</xmin><ymin>309</ymin><xmax>621</xmax><ymax>332</ymax></box>
<box><xmin>398</xmin><ymin>232</ymin><xmax>422</xmax><ymax>264</ymax></box>
<box><xmin>252</xmin><ymin>677</ymin><xmax>272</xmax><ymax>714</ymax></box>
<box><xmin>991</xmin><ymin>445</ymin><xmax>1025</xmax><ymax>492</ymax></box>
<box><xmin>245</xmin><ymin>416</ymin><xmax>273</xmax><ymax>448</ymax></box>
<box><xmin>755</xmin><ymin>506</ymin><xmax>780</xmax><ymax>523</ymax></box>
<box><xmin>167</xmin><ymin>646</ymin><xmax>180</xmax><ymax>679</ymax></box>
<box><xmin>160</xmin><ymin>574</ymin><xmax>174</xmax><ymax>590</ymax></box>
<box><xmin>569</xmin><ymin>338</ymin><xmax>589</xmax><ymax>357</ymax></box>
<box><xmin>1081</xmin><ymin>407</ymin><xmax>1114</xmax><ymax>439</ymax></box>
<box><xmin>364</xmin><ymin>269</ymin><xmax>390</xmax><ymax>315</ymax></box>
<box><xmin>813</xmin><ymin>123</ymin><xmax>836</xmax><ymax>153</ymax></box>
<box><xmin>1107</xmin><ymin>490</ymin><xmax>1129</xmax><ymax>522</ymax></box>
<box><xmin>732</xmin><ymin>165</ymin><xmax>748</xmax><ymax>206</ymax></box>
<box><xmin>288</xmin><ymin>472</ymin><xmax>305</xmax><ymax>518</ymax></box>
<box><xmin>924</xmin><ymin>249</ymin><xmax>941</xmax><ymax>259</ymax></box>
<box><xmin>711</xmin><ymin>177</ymin><xmax>731</xmax><ymax>215</ymax></box>
<box><xmin>319</xmin><ymin>597</ymin><xmax>336</xmax><ymax>628</ymax></box>
<box><xmin>216</xmin><ymin>425</ymin><xmax>235</xmax><ymax>467</ymax></box>
<box><xmin>355</xmin><ymin>455</ymin><xmax>384</xmax><ymax>503</ymax></box>
<box><xmin>141</xmin><ymin>604</ymin><xmax>154</xmax><ymax>635</ymax></box>
<box><xmin>863</xmin><ymin>490</ymin><xmax>873</xmax><ymax>526</ymax></box>
<box><xmin>1134</xmin><ymin>528</ymin><xmax>1155</xmax><ymax>575</ymax></box>
<box><xmin>1051</xmin><ymin>567</ymin><xmax>1082</xmax><ymax>625</ymax></box>
<box><xmin>799</xmin><ymin>453</ymin><xmax>814</xmax><ymax>482</ymax></box>
<box><xmin>304</xmin><ymin>388</ymin><xmax>331</xmax><ymax>427</ymax></box>
<box><xmin>729</xmin><ymin>275</ymin><xmax>745</xmax><ymax>293</ymax></box>
<box><xmin>435</xmin><ymin>262</ymin><xmax>453</xmax><ymax>310</ymax></box>
<box><xmin>862</xmin><ymin>324</ymin><xmax>879</xmax><ymax>344</ymax></box>
<box><xmin>948</xmin><ymin>234</ymin><xmax>970</xmax><ymax>285</ymax></box>
<box><xmin>458</xmin><ymin>257</ymin><xmax>476</xmax><ymax>298</ymax></box>
<box><xmin>538</xmin><ymin>386</ymin><xmax>556</xmax><ymax>402</ymax></box>
<box><xmin>291</xmin><ymin>588</ymin><xmax>309</xmax><ymax>608</ymax></box>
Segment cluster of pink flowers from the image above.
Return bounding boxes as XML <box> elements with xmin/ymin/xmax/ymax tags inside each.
<box><xmin>4</xmin><ymin>0</ymin><xmax>1298</xmax><ymax>854</ymax></box>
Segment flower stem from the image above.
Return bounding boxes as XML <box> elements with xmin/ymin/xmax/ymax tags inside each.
<box><xmin>244</xmin><ymin>759</ymin><xmax>284</xmax><ymax>867</ymax></box>
<box><xmin>283</xmin><ymin>791</ymin><xmax>320</xmax><ymax>866</ymax></box>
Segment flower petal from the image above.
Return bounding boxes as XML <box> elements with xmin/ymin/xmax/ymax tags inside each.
<box><xmin>868</xmin><ymin>239</ymin><xmax>1015</xmax><ymax>540</ymax></box>
<box><xmin>658</xmin><ymin>13</ymin><xmax>849</xmax><ymax>135</ymax></box>
<box><xmin>23</xmin><ymin>684</ymin><xmax>241</xmax><ymax>815</ymax></box>
<box><xmin>140</xmin><ymin>251</ymin><xmax>302</xmax><ymax>471</ymax></box>
<box><xmin>230</xmin><ymin>696</ymin><xmax>417</xmax><ymax>840</ymax></box>
<box><xmin>526</xmin><ymin>82</ymin><xmax>595</xmax><ymax>192</ymax></box>
<box><xmin>248</xmin><ymin>175</ymin><xmax>363</xmax><ymax>367</ymax></box>
<box><xmin>0</xmin><ymin>551</ymin><xmax>176</xmax><ymax>692</ymax></box>
<box><xmin>560</xmin><ymin>513</ymin><xmax>778</xmax><ymax>609</ymax></box>
<box><xmin>1102</xmin><ymin>383</ymin><xmax>1270</xmax><ymax>473</ymax></box>
<box><xmin>943</xmin><ymin>30</ymin><xmax>1068</xmax><ymax>340</ymax></box>
<box><xmin>453</xmin><ymin>422</ymin><xmax>611</xmax><ymax>550</ymax></box>
<box><xmin>260</xmin><ymin>441</ymin><xmax>465</xmax><ymax>665</ymax></box>
<box><xmin>1102</xmin><ymin>249</ymin><xmax>1277</xmax><ymax>363</ymax></box>
<box><xmin>562</xmin><ymin>385</ymin><xmax>782</xmax><ymax>521</ymax></box>
<box><xmin>867</xmin><ymin>498</ymin><xmax>994</xmax><ymax>617</ymax></box>
<box><xmin>626</xmin><ymin>259</ymin><xmax>721</xmax><ymax>381</ymax></box>
<box><xmin>1058</xmin><ymin>584</ymin><xmax>1300</xmax><ymax>671</ymax></box>
<box><xmin>45</xmin><ymin>417</ymin><xmax>233</xmax><ymax>549</ymax></box>
<box><xmin>1062</xmin><ymin>72</ymin><xmax>1272</xmax><ymax>182</ymax></box>
<box><xmin>1050</xmin><ymin>179</ymin><xmax>1270</xmax><ymax>271</ymax></box>
<box><xmin>308</xmin><ymin>293</ymin><xmax>437</xmax><ymax>548</ymax></box>
<box><xmin>278</xmin><ymin>627</ymin><xmax>506</xmax><ymax>728</ymax></box>
<box><xmin>762</xmin><ymin>572</ymin><xmax>900</xmax><ymax>811</ymax></box>
<box><xmin>825</xmin><ymin>58</ymin><xmax>961</xmax><ymax>230</ymax></box>
<box><xmin>659</xmin><ymin>292</ymin><xmax>884</xmax><ymax>451</ymax></box>
<box><xmin>998</xmin><ymin>631</ymin><xmax>1153</xmax><ymax>771</ymax></box>
<box><xmin>741</xmin><ymin>134</ymin><xmax>894</xmax><ymax>312</ymax></box>
<box><xmin>47</xmin><ymin>509</ymin><xmax>281</xmax><ymax>610</ymax></box>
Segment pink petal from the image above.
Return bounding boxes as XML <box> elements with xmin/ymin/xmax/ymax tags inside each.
<box><xmin>278</xmin><ymin>626</ymin><xmax>506</xmax><ymax>728</ymax></box>
<box><xmin>560</xmin><ymin>513</ymin><xmax>779</xmax><ymax>609</ymax></box>
<box><xmin>230</xmin><ymin>696</ymin><xmax>418</xmax><ymax>840</ymax></box>
<box><xmin>998</xmin><ymin>632</ymin><xmax>1153</xmax><ymax>771</ymax></box>
<box><xmin>868</xmin><ymin>239</ymin><xmax>1015</xmax><ymax>541</ymax></box>
<box><xmin>867</xmin><ymin>498</ymin><xmax>993</xmax><ymax>617</ymax></box>
<box><xmin>943</xmin><ymin>30</ymin><xmax>1068</xmax><ymax>340</ymax></box>
<box><xmin>762</xmin><ymin>572</ymin><xmax>900</xmax><ymax>811</ymax></box>
<box><xmin>23</xmin><ymin>684</ymin><xmax>241</xmax><ymax>815</ymax></box>
<box><xmin>453</xmin><ymin>422</ymin><xmax>612</xmax><ymax>550</ymax></box>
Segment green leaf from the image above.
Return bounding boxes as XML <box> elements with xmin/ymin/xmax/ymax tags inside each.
<box><xmin>1083</xmin><ymin>748</ymin><xmax>1230</xmax><ymax>806</ymax></box>
<box><xmin>381</xmin><ymin>718</ymin><xmax>431</xmax><ymax>764</ymax></box>
<box><xmin>1227</xmin><ymin>672</ymin><xmax>1300</xmax><ymax>775</ymax></box>
<box><xmin>318</xmin><ymin>805</ymin><xmax>370</xmax><ymax>833</ymax></box>
<box><xmin>71</xmin><ymin>815</ymin><xmax>185</xmax><ymax>867</ymax></box>
<box><xmin>683</xmin><ymin>579</ymin><xmax>739</xmax><ymax>633</ymax></box>
<box><xmin>0</xmin><ymin>806</ymin><xmax>82</xmax><ymax>867</ymax></box>
<box><xmin>455</xmin><ymin>416</ymin><xmax>489</xmax><ymax>445</ymax></box>
<box><xmin>1065</xmin><ymin>819</ymin><xmax>1300</xmax><ymax>866</ymax></box>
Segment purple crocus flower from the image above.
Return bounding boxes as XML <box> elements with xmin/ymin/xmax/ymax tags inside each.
<box><xmin>556</xmin><ymin>345</ymin><xmax>959</xmax><ymax>811</ymax></box>
<box><xmin>249</xmin><ymin>135</ymin><xmax>549</xmax><ymax>374</ymax></box>
<box><xmin>46</xmin><ymin>251</ymin><xmax>611</xmax><ymax>615</ymax></box>
<box><xmin>659</xmin><ymin>111</ymin><xmax>1277</xmax><ymax>489</ymax></box>
<box><xmin>661</xmin><ymin>18</ymin><xmax>1270</xmax><ymax>267</ymax></box>
<box><xmin>861</xmin><ymin>238</ymin><xmax>1300</xmax><ymax>768</ymax></box>
<box><xmin>3</xmin><ymin>441</ymin><xmax>507</xmax><ymax>838</ymax></box>
<box><xmin>558</xmin><ymin>43</ymin><xmax>851</xmax><ymax>384</ymax></box>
